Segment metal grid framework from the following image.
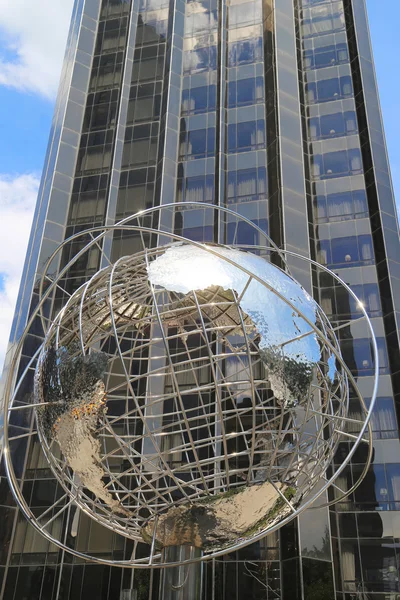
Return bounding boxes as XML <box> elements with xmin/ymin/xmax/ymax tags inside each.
<box><xmin>2</xmin><ymin>203</ymin><xmax>378</xmax><ymax>569</ymax></box>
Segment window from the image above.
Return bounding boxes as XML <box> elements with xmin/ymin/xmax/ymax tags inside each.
<box><xmin>340</xmin><ymin>337</ymin><xmax>389</xmax><ymax>376</ymax></box>
<box><xmin>227</xmin><ymin>166</ymin><xmax>267</xmax><ymax>202</ymax></box>
<box><xmin>178</xmin><ymin>175</ymin><xmax>214</xmax><ymax>203</ymax></box>
<box><xmin>306</xmin><ymin>75</ymin><xmax>353</xmax><ymax>104</ymax></box>
<box><xmin>228</xmin><ymin>120</ymin><xmax>265</xmax><ymax>153</ymax></box>
<box><xmin>95</xmin><ymin>17</ymin><xmax>129</xmax><ymax>54</ymax></box>
<box><xmin>342</xmin><ymin>283</ymin><xmax>381</xmax><ymax>318</ymax></box>
<box><xmin>127</xmin><ymin>82</ymin><xmax>161</xmax><ymax>123</ymax></box>
<box><xmin>228</xmin><ymin>36</ymin><xmax>263</xmax><ymax>67</ymax></box>
<box><xmin>185</xmin><ymin>9</ymin><xmax>218</xmax><ymax>36</ymax></box>
<box><xmin>90</xmin><ymin>51</ymin><xmax>124</xmax><ymax>92</ymax></box>
<box><xmin>331</xmin><ymin>234</ymin><xmax>373</xmax><ymax>266</ymax></box>
<box><xmin>163</xmin><ymin>432</ymin><xmax>184</xmax><ymax>466</ymax></box>
<box><xmin>179</xmin><ymin>127</ymin><xmax>216</xmax><ymax>159</ymax></box>
<box><xmin>302</xmin><ymin>3</ymin><xmax>345</xmax><ymax>38</ymax></box>
<box><xmin>181</xmin><ymin>85</ymin><xmax>216</xmax><ymax>115</ymax></box>
<box><xmin>122</xmin><ymin>123</ymin><xmax>159</xmax><ymax>167</ymax></box>
<box><xmin>304</xmin><ymin>42</ymin><xmax>348</xmax><ymax>70</ymax></box>
<box><xmin>363</xmin><ymin>397</ymin><xmax>398</xmax><ymax>440</ymax></box>
<box><xmin>136</xmin><ymin>15</ymin><xmax>168</xmax><ymax>46</ymax></box>
<box><xmin>308</xmin><ymin>110</ymin><xmax>357</xmax><ymax>140</ymax></box>
<box><xmin>314</xmin><ymin>188</ymin><xmax>368</xmax><ymax>222</ymax></box>
<box><xmin>228</xmin><ymin>76</ymin><xmax>264</xmax><ymax>107</ymax></box>
<box><xmin>311</xmin><ymin>148</ymin><xmax>363</xmax><ymax>179</ymax></box>
<box><xmin>116</xmin><ymin>168</ymin><xmax>155</xmax><ymax>217</ymax></box>
<box><xmin>386</xmin><ymin>464</ymin><xmax>400</xmax><ymax>509</ymax></box>
<box><xmin>317</xmin><ymin>233</ymin><xmax>374</xmax><ymax>269</ymax></box>
<box><xmin>227</xmin><ymin>220</ymin><xmax>267</xmax><ymax>245</ymax></box>
<box><xmin>77</xmin><ymin>130</ymin><xmax>114</xmax><ymax>175</ymax></box>
<box><xmin>229</xmin><ymin>1</ymin><xmax>262</xmax><ymax>28</ymax></box>
<box><xmin>183</xmin><ymin>45</ymin><xmax>217</xmax><ymax>74</ymax></box>
<box><xmin>132</xmin><ymin>44</ymin><xmax>165</xmax><ymax>82</ymax></box>
<box><xmin>322</xmin><ymin>282</ymin><xmax>381</xmax><ymax>320</ymax></box>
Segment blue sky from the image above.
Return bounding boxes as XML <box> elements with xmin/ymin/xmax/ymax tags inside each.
<box><xmin>0</xmin><ymin>0</ymin><xmax>399</xmax><ymax>369</ymax></box>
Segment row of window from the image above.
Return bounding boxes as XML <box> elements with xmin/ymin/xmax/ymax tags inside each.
<box><xmin>311</xmin><ymin>148</ymin><xmax>363</xmax><ymax>179</ymax></box>
<box><xmin>89</xmin><ymin>51</ymin><xmax>124</xmax><ymax>92</ymax></box>
<box><xmin>308</xmin><ymin>110</ymin><xmax>357</xmax><ymax>140</ymax></box>
<box><xmin>178</xmin><ymin>120</ymin><xmax>267</xmax><ymax>159</ymax></box>
<box><xmin>95</xmin><ymin>17</ymin><xmax>129</xmax><ymax>55</ymax></box>
<box><xmin>101</xmin><ymin>0</ymin><xmax>131</xmax><ymax>19</ymax></box>
<box><xmin>317</xmin><ymin>233</ymin><xmax>374</xmax><ymax>269</ymax></box>
<box><xmin>181</xmin><ymin>76</ymin><xmax>265</xmax><ymax>116</ymax></box>
<box><xmin>333</xmin><ymin>462</ymin><xmax>400</xmax><ymax>511</ymax></box>
<box><xmin>176</xmin><ymin>167</ymin><xmax>268</xmax><ymax>205</ymax></box>
<box><xmin>320</xmin><ymin>282</ymin><xmax>381</xmax><ymax>320</ymax></box>
<box><xmin>116</xmin><ymin>168</ymin><xmax>156</xmax><ymax>217</ymax></box>
<box><xmin>306</xmin><ymin>74</ymin><xmax>353</xmax><ymax>103</ymax></box>
<box><xmin>301</xmin><ymin>2</ymin><xmax>345</xmax><ymax>38</ymax></box>
<box><xmin>314</xmin><ymin>188</ymin><xmax>368</xmax><ymax>222</ymax></box>
<box><xmin>132</xmin><ymin>44</ymin><xmax>165</xmax><ymax>82</ymax></box>
<box><xmin>135</xmin><ymin>18</ymin><xmax>168</xmax><ymax>47</ymax></box>
<box><xmin>122</xmin><ymin>123</ymin><xmax>159</xmax><ymax>167</ymax></box>
<box><xmin>183</xmin><ymin>37</ymin><xmax>263</xmax><ymax>74</ymax></box>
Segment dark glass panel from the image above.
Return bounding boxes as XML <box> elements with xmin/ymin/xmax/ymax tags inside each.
<box><xmin>282</xmin><ymin>559</ymin><xmax>302</xmax><ymax>599</ymax></box>
<box><xmin>281</xmin><ymin>521</ymin><xmax>298</xmax><ymax>560</ymax></box>
<box><xmin>340</xmin><ymin>540</ymin><xmax>362</xmax><ymax>593</ymax></box>
<box><xmin>237</xmin><ymin>561</ymin><xmax>267</xmax><ymax>600</ymax></box>
<box><xmin>359</xmin><ymin>540</ymin><xmax>399</xmax><ymax>593</ymax></box>
<box><xmin>386</xmin><ymin>464</ymin><xmax>400</xmax><ymax>506</ymax></box>
<box><xmin>302</xmin><ymin>559</ymin><xmax>335</xmax><ymax>600</ymax></box>
<box><xmin>338</xmin><ymin>513</ymin><xmax>357</xmax><ymax>538</ymax></box>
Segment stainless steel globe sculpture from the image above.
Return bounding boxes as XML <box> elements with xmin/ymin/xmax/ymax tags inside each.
<box><xmin>2</xmin><ymin>203</ymin><xmax>377</xmax><ymax>568</ymax></box>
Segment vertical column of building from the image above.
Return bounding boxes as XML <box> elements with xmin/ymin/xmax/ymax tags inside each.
<box><xmin>174</xmin><ymin>0</ymin><xmax>219</xmax><ymax>243</ymax></box>
<box><xmin>264</xmin><ymin>0</ymin><xmax>311</xmax><ymax>290</ymax></box>
<box><xmin>210</xmin><ymin>0</ymin><xmax>281</xmax><ymax>598</ymax></box>
<box><xmin>264</xmin><ymin>1</ymin><xmax>337</xmax><ymax>598</ymax></box>
<box><xmin>223</xmin><ymin>0</ymin><xmax>269</xmax><ymax>250</ymax></box>
<box><xmin>0</xmin><ymin>2</ymin><xmax>151</xmax><ymax>599</ymax></box>
<box><xmin>112</xmin><ymin>2</ymin><xmax>187</xmax><ymax>597</ymax></box>
<box><xmin>111</xmin><ymin>0</ymin><xmax>170</xmax><ymax>256</ymax></box>
<box><xmin>0</xmin><ymin>0</ymin><xmax>103</xmax><ymax>595</ymax></box>
<box><xmin>57</xmin><ymin>0</ymin><xmax>134</xmax><ymax>299</ymax></box>
<box><xmin>155</xmin><ymin>0</ymin><xmax>185</xmax><ymax>217</ymax></box>
<box><xmin>0</xmin><ymin>0</ymin><xmax>103</xmax><ymax>596</ymax></box>
<box><xmin>98</xmin><ymin>0</ymin><xmax>139</xmax><ymax>263</ymax></box>
<box><xmin>346</xmin><ymin>0</ymin><xmax>400</xmax><ymax>348</ymax></box>
<box><xmin>296</xmin><ymin>0</ymin><xmax>400</xmax><ymax>597</ymax></box>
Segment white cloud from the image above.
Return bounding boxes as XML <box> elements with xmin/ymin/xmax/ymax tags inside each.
<box><xmin>0</xmin><ymin>0</ymin><xmax>74</xmax><ymax>99</ymax></box>
<box><xmin>0</xmin><ymin>174</ymin><xmax>39</xmax><ymax>372</ymax></box>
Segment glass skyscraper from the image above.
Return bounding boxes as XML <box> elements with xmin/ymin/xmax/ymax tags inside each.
<box><xmin>1</xmin><ymin>0</ymin><xmax>400</xmax><ymax>597</ymax></box>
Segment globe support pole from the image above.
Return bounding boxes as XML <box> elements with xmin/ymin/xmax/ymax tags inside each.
<box><xmin>159</xmin><ymin>546</ymin><xmax>204</xmax><ymax>600</ymax></box>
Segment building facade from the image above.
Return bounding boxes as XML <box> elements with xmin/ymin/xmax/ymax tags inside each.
<box><xmin>1</xmin><ymin>0</ymin><xmax>400</xmax><ymax>598</ymax></box>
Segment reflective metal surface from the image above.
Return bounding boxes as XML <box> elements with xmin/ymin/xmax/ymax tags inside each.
<box><xmin>2</xmin><ymin>204</ymin><xmax>378</xmax><ymax>568</ymax></box>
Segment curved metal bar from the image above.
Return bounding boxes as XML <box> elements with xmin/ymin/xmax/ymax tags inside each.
<box><xmin>36</xmin><ymin>201</ymin><xmax>287</xmax><ymax>334</ymax></box>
